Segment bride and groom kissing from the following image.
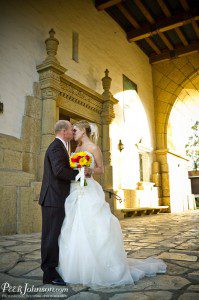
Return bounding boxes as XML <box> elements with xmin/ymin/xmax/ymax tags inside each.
<box><xmin>39</xmin><ymin>119</ymin><xmax>167</xmax><ymax>287</ymax></box>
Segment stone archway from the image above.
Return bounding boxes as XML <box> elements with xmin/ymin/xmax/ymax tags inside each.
<box><xmin>167</xmin><ymin>77</ymin><xmax>199</xmax><ymax>156</ymax></box>
<box><xmin>153</xmin><ymin>58</ymin><xmax>199</xmax><ymax>212</ymax></box>
<box><xmin>156</xmin><ymin>71</ymin><xmax>199</xmax><ymax>150</ymax></box>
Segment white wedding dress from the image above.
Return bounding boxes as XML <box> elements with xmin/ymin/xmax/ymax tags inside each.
<box><xmin>57</xmin><ymin>152</ymin><xmax>166</xmax><ymax>287</ymax></box>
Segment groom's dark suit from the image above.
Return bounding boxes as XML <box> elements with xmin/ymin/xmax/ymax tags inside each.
<box><xmin>39</xmin><ymin>138</ymin><xmax>78</xmax><ymax>283</ymax></box>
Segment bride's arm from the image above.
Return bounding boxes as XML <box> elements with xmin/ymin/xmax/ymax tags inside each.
<box><xmin>89</xmin><ymin>146</ymin><xmax>104</xmax><ymax>175</ymax></box>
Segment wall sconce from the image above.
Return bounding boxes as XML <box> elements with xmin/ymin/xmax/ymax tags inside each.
<box><xmin>118</xmin><ymin>139</ymin><xmax>124</xmax><ymax>152</ymax></box>
<box><xmin>0</xmin><ymin>102</ymin><xmax>3</xmax><ymax>113</ymax></box>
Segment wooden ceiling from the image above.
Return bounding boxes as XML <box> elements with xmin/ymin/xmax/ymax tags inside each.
<box><xmin>95</xmin><ymin>0</ymin><xmax>199</xmax><ymax>63</ymax></box>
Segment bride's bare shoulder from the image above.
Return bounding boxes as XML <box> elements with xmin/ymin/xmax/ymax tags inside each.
<box><xmin>75</xmin><ymin>146</ymin><xmax>81</xmax><ymax>152</ymax></box>
<box><xmin>89</xmin><ymin>142</ymin><xmax>100</xmax><ymax>152</ymax></box>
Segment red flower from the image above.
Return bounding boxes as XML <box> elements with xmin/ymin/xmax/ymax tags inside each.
<box><xmin>77</xmin><ymin>164</ymin><xmax>81</xmax><ymax>168</ymax></box>
<box><xmin>76</xmin><ymin>156</ymin><xmax>82</xmax><ymax>162</ymax></box>
<box><xmin>71</xmin><ymin>158</ymin><xmax>76</xmax><ymax>162</ymax></box>
<box><xmin>85</xmin><ymin>155</ymin><xmax>90</xmax><ymax>160</ymax></box>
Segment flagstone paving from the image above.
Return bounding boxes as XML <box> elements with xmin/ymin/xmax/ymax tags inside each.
<box><xmin>0</xmin><ymin>210</ymin><xmax>199</xmax><ymax>299</ymax></box>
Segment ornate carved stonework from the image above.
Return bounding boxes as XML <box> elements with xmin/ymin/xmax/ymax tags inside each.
<box><xmin>101</xmin><ymin>69</ymin><xmax>118</xmax><ymax>125</ymax></box>
<box><xmin>44</xmin><ymin>28</ymin><xmax>60</xmax><ymax>64</ymax></box>
<box><xmin>102</xmin><ymin>69</ymin><xmax>112</xmax><ymax>91</ymax></box>
<box><xmin>59</xmin><ymin>80</ymin><xmax>102</xmax><ymax>115</ymax></box>
<box><xmin>41</xmin><ymin>87</ymin><xmax>60</xmax><ymax>99</ymax></box>
<box><xmin>101</xmin><ymin>101</ymin><xmax>115</xmax><ymax>124</ymax></box>
<box><xmin>37</xmin><ymin>29</ymin><xmax>67</xmax><ymax>99</ymax></box>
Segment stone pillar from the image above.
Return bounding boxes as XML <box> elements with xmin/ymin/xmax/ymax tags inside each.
<box><xmin>36</xmin><ymin>29</ymin><xmax>67</xmax><ymax>180</ymax></box>
<box><xmin>155</xmin><ymin>149</ymin><xmax>171</xmax><ymax>211</ymax></box>
<box><xmin>101</xmin><ymin>69</ymin><xmax>118</xmax><ymax>212</ymax></box>
<box><xmin>152</xmin><ymin>161</ymin><xmax>162</xmax><ymax>204</ymax></box>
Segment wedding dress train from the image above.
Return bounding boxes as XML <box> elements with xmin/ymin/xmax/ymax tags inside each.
<box><xmin>57</xmin><ymin>153</ymin><xmax>166</xmax><ymax>287</ymax></box>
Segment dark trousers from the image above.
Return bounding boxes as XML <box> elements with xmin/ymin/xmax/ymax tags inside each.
<box><xmin>41</xmin><ymin>206</ymin><xmax>65</xmax><ymax>281</ymax></box>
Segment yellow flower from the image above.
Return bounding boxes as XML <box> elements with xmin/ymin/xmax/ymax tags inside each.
<box><xmin>70</xmin><ymin>162</ymin><xmax>76</xmax><ymax>168</ymax></box>
<box><xmin>79</xmin><ymin>151</ymin><xmax>87</xmax><ymax>157</ymax></box>
<box><xmin>79</xmin><ymin>157</ymin><xmax>87</xmax><ymax>166</ymax></box>
<box><xmin>70</xmin><ymin>151</ymin><xmax>92</xmax><ymax>169</ymax></box>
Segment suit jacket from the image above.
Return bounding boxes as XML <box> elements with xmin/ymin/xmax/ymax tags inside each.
<box><xmin>39</xmin><ymin>138</ymin><xmax>78</xmax><ymax>207</ymax></box>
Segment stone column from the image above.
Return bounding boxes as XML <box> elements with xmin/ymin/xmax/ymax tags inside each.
<box><xmin>36</xmin><ymin>29</ymin><xmax>67</xmax><ymax>180</ymax></box>
<box><xmin>101</xmin><ymin>69</ymin><xmax>118</xmax><ymax>212</ymax></box>
<box><xmin>152</xmin><ymin>161</ymin><xmax>162</xmax><ymax>204</ymax></box>
<box><xmin>155</xmin><ymin>149</ymin><xmax>170</xmax><ymax>211</ymax></box>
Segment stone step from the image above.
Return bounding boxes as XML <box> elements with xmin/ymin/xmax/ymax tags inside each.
<box><xmin>120</xmin><ymin>206</ymin><xmax>169</xmax><ymax>217</ymax></box>
<box><xmin>0</xmin><ymin>170</ymin><xmax>35</xmax><ymax>187</ymax></box>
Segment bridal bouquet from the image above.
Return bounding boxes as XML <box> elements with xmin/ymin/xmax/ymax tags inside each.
<box><xmin>70</xmin><ymin>152</ymin><xmax>92</xmax><ymax>186</ymax></box>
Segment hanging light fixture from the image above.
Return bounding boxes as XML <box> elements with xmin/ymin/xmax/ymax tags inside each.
<box><xmin>118</xmin><ymin>139</ymin><xmax>124</xmax><ymax>152</ymax></box>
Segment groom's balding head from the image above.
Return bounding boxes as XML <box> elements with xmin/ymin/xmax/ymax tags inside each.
<box><xmin>55</xmin><ymin>120</ymin><xmax>73</xmax><ymax>142</ymax></box>
<box><xmin>54</xmin><ymin>120</ymin><xmax>71</xmax><ymax>134</ymax></box>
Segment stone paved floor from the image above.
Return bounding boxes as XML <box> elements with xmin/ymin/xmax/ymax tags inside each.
<box><xmin>0</xmin><ymin>211</ymin><xmax>199</xmax><ymax>299</ymax></box>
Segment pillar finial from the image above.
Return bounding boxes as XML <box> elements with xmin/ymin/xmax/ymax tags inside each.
<box><xmin>102</xmin><ymin>69</ymin><xmax>112</xmax><ymax>92</ymax></box>
<box><xmin>45</xmin><ymin>28</ymin><xmax>59</xmax><ymax>63</ymax></box>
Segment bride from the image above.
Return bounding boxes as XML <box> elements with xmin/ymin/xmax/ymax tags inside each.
<box><xmin>56</xmin><ymin>120</ymin><xmax>166</xmax><ymax>287</ymax></box>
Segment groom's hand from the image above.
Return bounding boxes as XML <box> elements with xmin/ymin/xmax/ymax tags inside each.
<box><xmin>84</xmin><ymin>167</ymin><xmax>92</xmax><ymax>178</ymax></box>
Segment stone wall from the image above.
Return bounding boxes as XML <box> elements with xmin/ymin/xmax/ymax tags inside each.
<box><xmin>0</xmin><ymin>84</ymin><xmax>42</xmax><ymax>234</ymax></box>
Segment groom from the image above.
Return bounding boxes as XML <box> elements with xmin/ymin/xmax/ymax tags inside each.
<box><xmin>39</xmin><ymin>120</ymin><xmax>79</xmax><ymax>285</ymax></box>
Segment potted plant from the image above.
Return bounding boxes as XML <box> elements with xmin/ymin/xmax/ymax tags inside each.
<box><xmin>185</xmin><ymin>121</ymin><xmax>199</xmax><ymax>177</ymax></box>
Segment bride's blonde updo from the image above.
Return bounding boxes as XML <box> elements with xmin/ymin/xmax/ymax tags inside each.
<box><xmin>74</xmin><ymin>120</ymin><xmax>91</xmax><ymax>136</ymax></box>
<box><xmin>74</xmin><ymin>120</ymin><xmax>99</xmax><ymax>145</ymax></box>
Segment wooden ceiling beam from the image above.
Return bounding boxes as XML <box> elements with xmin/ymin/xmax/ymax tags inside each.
<box><xmin>192</xmin><ymin>21</ymin><xmax>199</xmax><ymax>39</ymax></box>
<box><xmin>117</xmin><ymin>3</ymin><xmax>140</xmax><ymax>28</ymax></box>
<box><xmin>134</xmin><ymin>0</ymin><xmax>155</xmax><ymax>24</ymax></box>
<box><xmin>159</xmin><ymin>32</ymin><xmax>174</xmax><ymax>50</ymax></box>
<box><xmin>175</xmin><ymin>27</ymin><xmax>189</xmax><ymax>46</ymax></box>
<box><xmin>127</xmin><ymin>11</ymin><xmax>199</xmax><ymax>42</ymax></box>
<box><xmin>179</xmin><ymin>0</ymin><xmax>199</xmax><ymax>40</ymax></box>
<box><xmin>95</xmin><ymin>0</ymin><xmax>122</xmax><ymax>11</ymax></box>
<box><xmin>117</xmin><ymin>2</ymin><xmax>161</xmax><ymax>53</ymax></box>
<box><xmin>134</xmin><ymin>0</ymin><xmax>174</xmax><ymax>51</ymax></box>
<box><xmin>179</xmin><ymin>0</ymin><xmax>189</xmax><ymax>12</ymax></box>
<box><xmin>158</xmin><ymin>0</ymin><xmax>189</xmax><ymax>47</ymax></box>
<box><xmin>145</xmin><ymin>38</ymin><xmax>161</xmax><ymax>54</ymax></box>
<box><xmin>149</xmin><ymin>41</ymin><xmax>199</xmax><ymax>64</ymax></box>
<box><xmin>157</xmin><ymin>0</ymin><xmax>171</xmax><ymax>17</ymax></box>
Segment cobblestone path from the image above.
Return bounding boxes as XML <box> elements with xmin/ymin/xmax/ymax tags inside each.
<box><xmin>0</xmin><ymin>211</ymin><xmax>199</xmax><ymax>299</ymax></box>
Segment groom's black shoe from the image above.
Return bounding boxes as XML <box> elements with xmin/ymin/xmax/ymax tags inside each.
<box><xmin>43</xmin><ymin>278</ymin><xmax>66</xmax><ymax>285</ymax></box>
<box><xmin>52</xmin><ymin>278</ymin><xmax>66</xmax><ymax>286</ymax></box>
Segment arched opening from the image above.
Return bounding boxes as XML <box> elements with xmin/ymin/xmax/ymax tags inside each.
<box><xmin>167</xmin><ymin>89</ymin><xmax>199</xmax><ymax>157</ymax></box>
<box><xmin>166</xmin><ymin>78</ymin><xmax>199</xmax><ymax>212</ymax></box>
